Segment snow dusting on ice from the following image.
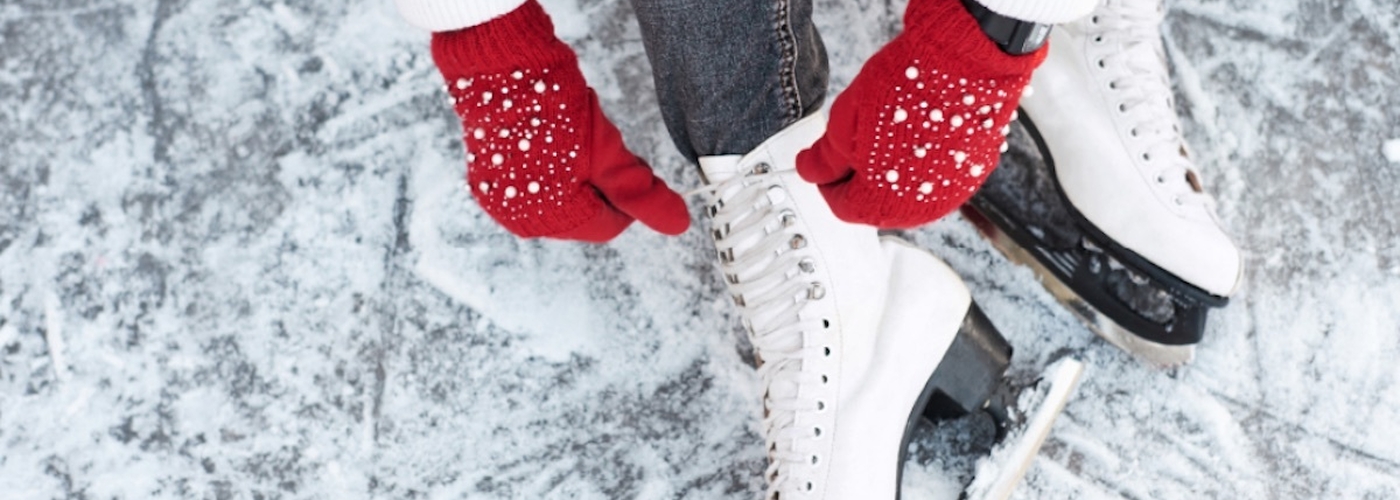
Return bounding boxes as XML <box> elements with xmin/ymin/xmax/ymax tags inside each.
<box><xmin>1</xmin><ymin>0</ymin><xmax>1398</xmax><ymax>498</ymax></box>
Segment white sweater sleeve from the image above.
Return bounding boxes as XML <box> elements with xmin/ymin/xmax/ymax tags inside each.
<box><xmin>973</xmin><ymin>0</ymin><xmax>1100</xmax><ymax>24</ymax></box>
<box><xmin>394</xmin><ymin>0</ymin><xmax>529</xmax><ymax>32</ymax></box>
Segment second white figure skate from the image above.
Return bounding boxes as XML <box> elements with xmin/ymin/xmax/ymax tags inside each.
<box><xmin>964</xmin><ymin>0</ymin><xmax>1243</xmax><ymax>367</ymax></box>
<box><xmin>696</xmin><ymin>112</ymin><xmax>1081</xmax><ymax>499</ymax></box>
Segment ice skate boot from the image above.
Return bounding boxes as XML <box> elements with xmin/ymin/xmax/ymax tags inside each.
<box><xmin>696</xmin><ymin>112</ymin><xmax>1078</xmax><ymax>499</ymax></box>
<box><xmin>964</xmin><ymin>0</ymin><xmax>1243</xmax><ymax>367</ymax></box>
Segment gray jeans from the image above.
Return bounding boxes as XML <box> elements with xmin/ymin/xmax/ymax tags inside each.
<box><xmin>629</xmin><ymin>0</ymin><xmax>828</xmax><ymax>162</ymax></box>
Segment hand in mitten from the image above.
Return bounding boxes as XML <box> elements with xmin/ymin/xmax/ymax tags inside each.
<box><xmin>796</xmin><ymin>0</ymin><xmax>1045</xmax><ymax>228</ymax></box>
<box><xmin>434</xmin><ymin>0</ymin><xmax>689</xmax><ymax>242</ymax></box>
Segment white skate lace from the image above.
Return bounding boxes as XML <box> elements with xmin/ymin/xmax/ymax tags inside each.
<box><xmin>689</xmin><ymin>168</ymin><xmax>829</xmax><ymax>499</ymax></box>
<box><xmin>1088</xmin><ymin>0</ymin><xmax>1216</xmax><ymax>209</ymax></box>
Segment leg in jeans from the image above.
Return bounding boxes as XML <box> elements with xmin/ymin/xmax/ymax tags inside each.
<box><xmin>628</xmin><ymin>0</ymin><xmax>828</xmax><ymax>162</ymax></box>
<box><xmin>626</xmin><ymin>4</ymin><xmax>1029</xmax><ymax>499</ymax></box>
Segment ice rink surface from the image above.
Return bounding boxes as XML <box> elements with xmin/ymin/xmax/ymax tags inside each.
<box><xmin>1</xmin><ymin>0</ymin><xmax>1398</xmax><ymax>498</ymax></box>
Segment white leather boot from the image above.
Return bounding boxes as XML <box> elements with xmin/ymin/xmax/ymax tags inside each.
<box><xmin>697</xmin><ymin>112</ymin><xmax>1011</xmax><ymax>499</ymax></box>
<box><xmin>968</xmin><ymin>0</ymin><xmax>1243</xmax><ymax>365</ymax></box>
<box><xmin>1026</xmin><ymin>0</ymin><xmax>1242</xmax><ymax>295</ymax></box>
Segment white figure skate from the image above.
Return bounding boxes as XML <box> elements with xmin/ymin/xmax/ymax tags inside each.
<box><xmin>696</xmin><ymin>112</ymin><xmax>1082</xmax><ymax>499</ymax></box>
<box><xmin>965</xmin><ymin>0</ymin><xmax>1243</xmax><ymax>367</ymax></box>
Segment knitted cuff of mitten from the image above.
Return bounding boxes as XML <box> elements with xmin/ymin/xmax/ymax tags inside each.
<box><xmin>430</xmin><ymin>0</ymin><xmax>574</xmax><ymax>77</ymax></box>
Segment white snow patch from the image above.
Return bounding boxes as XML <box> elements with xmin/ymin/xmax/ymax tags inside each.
<box><xmin>269</xmin><ymin>4</ymin><xmax>306</xmax><ymax>35</ymax></box>
<box><xmin>43</xmin><ymin>291</ymin><xmax>69</xmax><ymax>382</ymax></box>
<box><xmin>1384</xmin><ymin>139</ymin><xmax>1400</xmax><ymax>163</ymax></box>
<box><xmin>899</xmin><ymin>463</ymin><xmax>966</xmax><ymax>500</ymax></box>
<box><xmin>540</xmin><ymin>0</ymin><xmax>590</xmax><ymax>39</ymax></box>
<box><xmin>0</xmin><ymin>321</ymin><xmax>16</xmax><ymax>352</ymax></box>
<box><xmin>410</xmin><ymin>159</ymin><xmax>604</xmax><ymax>362</ymax></box>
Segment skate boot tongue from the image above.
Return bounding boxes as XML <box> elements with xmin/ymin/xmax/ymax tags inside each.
<box><xmin>698</xmin><ymin>155</ymin><xmax>746</xmax><ymax>185</ymax></box>
<box><xmin>1088</xmin><ymin>1</ymin><xmax>1217</xmax><ymax>214</ymax></box>
<box><xmin>694</xmin><ymin>123</ymin><xmax>836</xmax><ymax>498</ymax></box>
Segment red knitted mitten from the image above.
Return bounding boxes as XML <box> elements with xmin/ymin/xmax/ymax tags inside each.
<box><xmin>433</xmin><ymin>0</ymin><xmax>689</xmax><ymax>241</ymax></box>
<box><xmin>796</xmin><ymin>0</ymin><xmax>1046</xmax><ymax>228</ymax></box>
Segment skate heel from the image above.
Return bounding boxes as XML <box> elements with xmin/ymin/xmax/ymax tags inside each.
<box><xmin>920</xmin><ymin>303</ymin><xmax>1012</xmax><ymax>421</ymax></box>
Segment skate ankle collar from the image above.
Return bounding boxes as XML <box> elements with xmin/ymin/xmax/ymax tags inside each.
<box><xmin>960</xmin><ymin>0</ymin><xmax>1053</xmax><ymax>55</ymax></box>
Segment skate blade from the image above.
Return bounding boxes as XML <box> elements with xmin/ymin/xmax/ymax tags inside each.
<box><xmin>963</xmin><ymin>359</ymin><xmax>1084</xmax><ymax>500</ymax></box>
<box><xmin>970</xmin><ymin>214</ymin><xmax>1194</xmax><ymax>368</ymax></box>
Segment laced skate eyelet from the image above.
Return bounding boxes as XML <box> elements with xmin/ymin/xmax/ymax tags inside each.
<box><xmin>807</xmin><ymin>283</ymin><xmax>826</xmax><ymax>300</ymax></box>
<box><xmin>814</xmin><ymin>427</ymin><xmax>822</xmax><ymax>437</ymax></box>
<box><xmin>821</xmin><ymin>375</ymin><xmax>828</xmax><ymax>384</ymax></box>
<box><xmin>1117</xmin><ymin>103</ymin><xmax>1127</xmax><ymax>113</ymax></box>
<box><xmin>821</xmin><ymin>318</ymin><xmax>830</xmax><ymax>329</ymax></box>
<box><xmin>1155</xmin><ymin>174</ymin><xmax>1166</xmax><ymax>184</ymax></box>
<box><xmin>816</xmin><ymin>401</ymin><xmax>825</xmax><ymax>411</ymax></box>
<box><xmin>812</xmin><ymin>455</ymin><xmax>820</xmax><ymax>464</ymax></box>
<box><xmin>1142</xmin><ymin>153</ymin><xmax>1152</xmax><ymax>161</ymax></box>
<box><xmin>767</xmin><ymin>185</ymin><xmax>789</xmax><ymax>205</ymax></box>
<box><xmin>1091</xmin><ymin>15</ymin><xmax>1099</xmax><ymax>24</ymax></box>
<box><xmin>1130</xmin><ymin>128</ymin><xmax>1139</xmax><ymax>137</ymax></box>
<box><xmin>712</xmin><ymin>224</ymin><xmax>730</xmax><ymax>240</ymax></box>
<box><xmin>807</xmin><ymin>482</ymin><xmax>813</xmax><ymax>491</ymax></box>
<box><xmin>1108</xmin><ymin>82</ymin><xmax>1117</xmax><ymax>89</ymax></box>
<box><xmin>1185</xmin><ymin>170</ymin><xmax>1204</xmax><ymax>192</ymax></box>
<box><xmin>780</xmin><ymin>210</ymin><xmax>798</xmax><ymax>227</ymax></box>
<box><xmin>751</xmin><ymin>162</ymin><xmax>772</xmax><ymax>175</ymax></box>
<box><xmin>823</xmin><ymin>347</ymin><xmax>831</xmax><ymax>357</ymax></box>
<box><xmin>718</xmin><ymin>248</ymin><xmax>735</xmax><ymax>264</ymax></box>
<box><xmin>798</xmin><ymin>258</ymin><xmax>816</xmax><ymax>274</ymax></box>
<box><xmin>1098</xmin><ymin>60</ymin><xmax>1106</xmax><ymax>68</ymax></box>
<box><xmin>789</xmin><ymin>235</ymin><xmax>807</xmax><ymax>250</ymax></box>
<box><xmin>1094</xmin><ymin>36</ymin><xmax>1103</xmax><ymax>43</ymax></box>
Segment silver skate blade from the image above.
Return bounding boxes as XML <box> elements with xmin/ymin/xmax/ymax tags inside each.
<box><xmin>964</xmin><ymin>359</ymin><xmax>1084</xmax><ymax>500</ymax></box>
<box><xmin>970</xmin><ymin>214</ymin><xmax>1194</xmax><ymax>368</ymax></box>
